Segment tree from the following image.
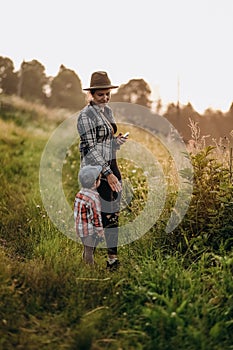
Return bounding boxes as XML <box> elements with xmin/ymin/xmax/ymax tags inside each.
<box><xmin>0</xmin><ymin>56</ymin><xmax>18</xmax><ymax>95</ymax></box>
<box><xmin>164</xmin><ymin>102</ymin><xmax>201</xmax><ymax>143</ymax></box>
<box><xmin>163</xmin><ymin>102</ymin><xmax>178</xmax><ymax>117</ymax></box>
<box><xmin>111</xmin><ymin>78</ymin><xmax>152</xmax><ymax>109</ymax></box>
<box><xmin>18</xmin><ymin>59</ymin><xmax>47</xmax><ymax>102</ymax></box>
<box><xmin>230</xmin><ymin>102</ymin><xmax>233</xmax><ymax>113</ymax></box>
<box><xmin>49</xmin><ymin>65</ymin><xmax>86</xmax><ymax>111</ymax></box>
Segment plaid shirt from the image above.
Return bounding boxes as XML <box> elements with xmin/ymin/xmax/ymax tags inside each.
<box><xmin>77</xmin><ymin>102</ymin><xmax>119</xmax><ymax>176</ymax></box>
<box><xmin>74</xmin><ymin>188</ymin><xmax>104</xmax><ymax>238</ymax></box>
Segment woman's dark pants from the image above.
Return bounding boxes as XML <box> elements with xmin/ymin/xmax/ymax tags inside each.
<box><xmin>97</xmin><ymin>178</ymin><xmax>121</xmax><ymax>256</ymax></box>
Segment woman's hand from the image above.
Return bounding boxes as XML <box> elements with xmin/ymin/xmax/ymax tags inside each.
<box><xmin>116</xmin><ymin>133</ymin><xmax>128</xmax><ymax>145</ymax></box>
<box><xmin>106</xmin><ymin>173</ymin><xmax>122</xmax><ymax>192</ymax></box>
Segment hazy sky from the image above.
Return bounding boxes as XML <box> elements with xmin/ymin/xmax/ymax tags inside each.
<box><xmin>1</xmin><ymin>0</ymin><xmax>233</xmax><ymax>112</ymax></box>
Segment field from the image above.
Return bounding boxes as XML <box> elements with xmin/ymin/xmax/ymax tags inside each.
<box><xmin>0</xmin><ymin>96</ymin><xmax>233</xmax><ymax>350</ymax></box>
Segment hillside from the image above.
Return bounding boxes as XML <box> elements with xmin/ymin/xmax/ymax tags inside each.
<box><xmin>0</xmin><ymin>98</ymin><xmax>232</xmax><ymax>350</ymax></box>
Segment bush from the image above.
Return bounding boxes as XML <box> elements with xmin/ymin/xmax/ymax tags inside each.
<box><xmin>161</xmin><ymin>146</ymin><xmax>233</xmax><ymax>257</ymax></box>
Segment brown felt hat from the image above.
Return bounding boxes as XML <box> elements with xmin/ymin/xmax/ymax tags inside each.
<box><xmin>83</xmin><ymin>71</ymin><xmax>118</xmax><ymax>90</ymax></box>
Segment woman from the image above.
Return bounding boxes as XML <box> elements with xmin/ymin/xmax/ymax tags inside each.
<box><xmin>77</xmin><ymin>71</ymin><xmax>127</xmax><ymax>270</ymax></box>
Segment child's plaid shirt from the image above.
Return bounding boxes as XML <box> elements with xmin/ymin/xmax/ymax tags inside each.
<box><xmin>74</xmin><ymin>188</ymin><xmax>104</xmax><ymax>238</ymax></box>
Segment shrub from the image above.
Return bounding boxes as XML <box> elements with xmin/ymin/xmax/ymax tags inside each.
<box><xmin>162</xmin><ymin>146</ymin><xmax>233</xmax><ymax>256</ymax></box>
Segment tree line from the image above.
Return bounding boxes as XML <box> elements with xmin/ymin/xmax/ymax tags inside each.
<box><xmin>0</xmin><ymin>55</ymin><xmax>233</xmax><ymax>144</ymax></box>
<box><xmin>0</xmin><ymin>57</ymin><xmax>86</xmax><ymax>110</ymax></box>
<box><xmin>0</xmin><ymin>56</ymin><xmax>152</xmax><ymax>111</ymax></box>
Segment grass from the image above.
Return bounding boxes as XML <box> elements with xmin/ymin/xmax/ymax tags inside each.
<box><xmin>0</xmin><ymin>99</ymin><xmax>233</xmax><ymax>349</ymax></box>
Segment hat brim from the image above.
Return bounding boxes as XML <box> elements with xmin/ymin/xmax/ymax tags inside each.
<box><xmin>83</xmin><ymin>85</ymin><xmax>119</xmax><ymax>91</ymax></box>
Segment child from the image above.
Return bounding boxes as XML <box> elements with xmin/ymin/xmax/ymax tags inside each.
<box><xmin>74</xmin><ymin>165</ymin><xmax>104</xmax><ymax>265</ymax></box>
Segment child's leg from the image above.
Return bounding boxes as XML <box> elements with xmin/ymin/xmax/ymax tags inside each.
<box><xmin>83</xmin><ymin>244</ymin><xmax>95</xmax><ymax>264</ymax></box>
<box><xmin>81</xmin><ymin>235</ymin><xmax>96</xmax><ymax>265</ymax></box>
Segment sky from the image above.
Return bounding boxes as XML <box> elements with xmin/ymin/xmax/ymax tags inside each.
<box><xmin>1</xmin><ymin>0</ymin><xmax>233</xmax><ymax>113</ymax></box>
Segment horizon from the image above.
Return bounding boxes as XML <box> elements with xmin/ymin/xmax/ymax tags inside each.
<box><xmin>3</xmin><ymin>54</ymin><xmax>233</xmax><ymax>115</ymax></box>
<box><xmin>1</xmin><ymin>0</ymin><xmax>233</xmax><ymax>114</ymax></box>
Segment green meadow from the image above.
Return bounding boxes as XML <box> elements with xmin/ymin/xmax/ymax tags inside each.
<box><xmin>0</xmin><ymin>96</ymin><xmax>232</xmax><ymax>350</ymax></box>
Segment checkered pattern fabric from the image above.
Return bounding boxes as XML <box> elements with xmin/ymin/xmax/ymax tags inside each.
<box><xmin>77</xmin><ymin>102</ymin><xmax>119</xmax><ymax>176</ymax></box>
<box><xmin>74</xmin><ymin>188</ymin><xmax>104</xmax><ymax>238</ymax></box>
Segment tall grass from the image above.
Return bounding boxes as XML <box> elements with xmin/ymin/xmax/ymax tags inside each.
<box><xmin>0</xmin><ymin>103</ymin><xmax>233</xmax><ymax>349</ymax></box>
<box><xmin>0</xmin><ymin>94</ymin><xmax>70</xmax><ymax>130</ymax></box>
